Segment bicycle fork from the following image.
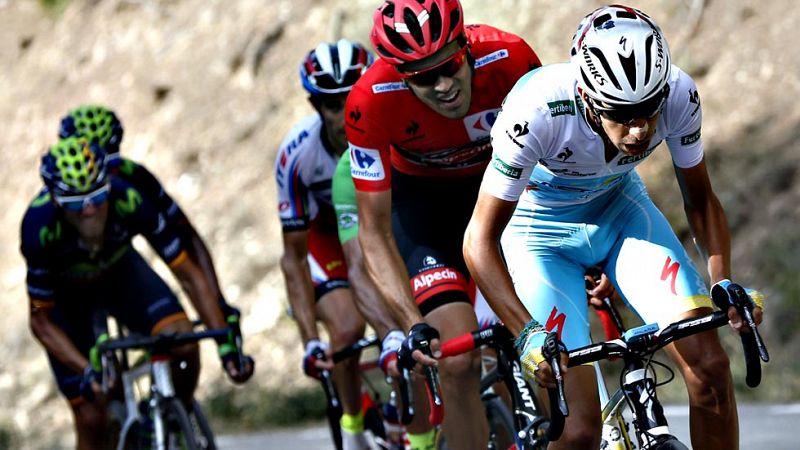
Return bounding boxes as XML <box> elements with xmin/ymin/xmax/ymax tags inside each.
<box><xmin>621</xmin><ymin>358</ymin><xmax>673</xmax><ymax>449</ymax></box>
<box><xmin>151</xmin><ymin>356</ymin><xmax>176</xmax><ymax>450</ymax></box>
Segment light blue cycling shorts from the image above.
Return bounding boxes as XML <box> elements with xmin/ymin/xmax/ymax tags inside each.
<box><xmin>501</xmin><ymin>172</ymin><xmax>712</xmax><ymax>350</ymax></box>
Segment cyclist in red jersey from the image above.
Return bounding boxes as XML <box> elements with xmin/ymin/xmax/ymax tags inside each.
<box><xmin>345</xmin><ymin>1</ymin><xmax>541</xmax><ymax>448</ymax></box>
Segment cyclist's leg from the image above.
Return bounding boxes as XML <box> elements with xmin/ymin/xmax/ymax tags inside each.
<box><xmin>501</xmin><ymin>224</ymin><xmax>602</xmax><ymax>449</ymax></box>
<box><xmin>109</xmin><ymin>251</ymin><xmax>199</xmax><ymax>405</ymax></box>
<box><xmin>46</xmin><ymin>295</ymin><xmax>113</xmax><ymax>449</ymax></box>
<box><xmin>390</xmin><ymin>170</ymin><xmax>488</xmax><ymax>449</ymax></box>
<box><xmin>606</xmin><ymin>177</ymin><xmax>736</xmax><ymax>449</ymax></box>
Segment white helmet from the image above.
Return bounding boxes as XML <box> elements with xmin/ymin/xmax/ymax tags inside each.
<box><xmin>570</xmin><ymin>5</ymin><xmax>670</xmax><ymax>106</ymax></box>
<box><xmin>300</xmin><ymin>39</ymin><xmax>373</xmax><ymax>95</ymax></box>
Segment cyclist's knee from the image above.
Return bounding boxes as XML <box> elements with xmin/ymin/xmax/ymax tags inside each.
<box><xmin>438</xmin><ymin>350</ymin><xmax>481</xmax><ymax>384</ymax></box>
<box><xmin>72</xmin><ymin>402</ymin><xmax>108</xmax><ymax>434</ymax></box>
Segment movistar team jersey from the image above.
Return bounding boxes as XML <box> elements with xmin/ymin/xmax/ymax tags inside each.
<box><xmin>345</xmin><ymin>24</ymin><xmax>542</xmax><ymax>192</ymax></box>
<box><xmin>483</xmin><ymin>63</ymin><xmax>704</xmax><ymax>206</ymax></box>
<box><xmin>20</xmin><ymin>178</ymin><xmax>186</xmax><ymax>301</ymax></box>
<box><xmin>275</xmin><ymin>115</ymin><xmax>341</xmax><ymax>232</ymax></box>
<box><xmin>109</xmin><ymin>157</ymin><xmax>185</xmax><ymax>225</ymax></box>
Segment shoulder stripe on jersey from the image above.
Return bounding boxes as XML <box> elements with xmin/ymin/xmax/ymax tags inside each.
<box><xmin>287</xmin><ymin>159</ymin><xmax>308</xmax><ymax>217</ymax></box>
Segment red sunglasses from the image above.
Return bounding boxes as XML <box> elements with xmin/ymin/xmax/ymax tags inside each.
<box><xmin>401</xmin><ymin>47</ymin><xmax>469</xmax><ymax>87</ymax></box>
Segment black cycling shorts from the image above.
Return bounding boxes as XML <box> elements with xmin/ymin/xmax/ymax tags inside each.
<box><xmin>391</xmin><ymin>169</ymin><xmax>482</xmax><ymax>316</ymax></box>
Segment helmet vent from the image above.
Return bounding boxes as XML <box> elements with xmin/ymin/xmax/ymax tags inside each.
<box><xmin>448</xmin><ymin>8</ymin><xmax>460</xmax><ymax>39</ymax></box>
<box><xmin>384</xmin><ymin>25</ymin><xmax>414</xmax><ymax>53</ymax></box>
<box><xmin>592</xmin><ymin>13</ymin><xmax>612</xmax><ymax>29</ymax></box>
<box><xmin>428</xmin><ymin>4</ymin><xmax>442</xmax><ymax>43</ymax></box>
<box><xmin>589</xmin><ymin>47</ymin><xmax>622</xmax><ymax>91</ymax></box>
<box><xmin>616</xmin><ymin>10</ymin><xmax>636</xmax><ymax>20</ymax></box>
<box><xmin>619</xmin><ymin>51</ymin><xmax>637</xmax><ymax>90</ymax></box>
<box><xmin>402</xmin><ymin>7</ymin><xmax>426</xmax><ymax>47</ymax></box>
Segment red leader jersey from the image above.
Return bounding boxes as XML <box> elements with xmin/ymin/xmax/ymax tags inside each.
<box><xmin>345</xmin><ymin>24</ymin><xmax>541</xmax><ymax>192</ymax></box>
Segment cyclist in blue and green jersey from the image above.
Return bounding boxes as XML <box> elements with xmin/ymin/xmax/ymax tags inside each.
<box><xmin>464</xmin><ymin>6</ymin><xmax>764</xmax><ymax>449</ymax></box>
<box><xmin>21</xmin><ymin>137</ymin><xmax>251</xmax><ymax>450</ymax></box>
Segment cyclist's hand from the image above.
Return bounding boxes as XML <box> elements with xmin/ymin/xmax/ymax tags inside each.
<box><xmin>303</xmin><ymin>339</ymin><xmax>333</xmax><ymax>379</ymax></box>
<box><xmin>222</xmin><ymin>352</ymin><xmax>255</xmax><ymax>384</ymax></box>
<box><xmin>78</xmin><ymin>365</ymin><xmax>102</xmax><ymax>402</ymax></box>
<box><xmin>585</xmin><ymin>271</ymin><xmax>617</xmax><ymax>309</ymax></box>
<box><xmin>519</xmin><ymin>330</ymin><xmax>568</xmax><ymax>388</ymax></box>
<box><xmin>712</xmin><ymin>280</ymin><xmax>764</xmax><ymax>332</ymax></box>
<box><xmin>379</xmin><ymin>329</ymin><xmax>405</xmax><ymax>378</ymax></box>
<box><xmin>397</xmin><ymin>323</ymin><xmax>440</xmax><ymax>370</ymax></box>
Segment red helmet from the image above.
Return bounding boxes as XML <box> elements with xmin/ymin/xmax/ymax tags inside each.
<box><xmin>370</xmin><ymin>0</ymin><xmax>465</xmax><ymax>67</ymax></box>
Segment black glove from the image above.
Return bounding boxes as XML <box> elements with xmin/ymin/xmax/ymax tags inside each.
<box><xmin>397</xmin><ymin>323</ymin><xmax>440</xmax><ymax>370</ymax></box>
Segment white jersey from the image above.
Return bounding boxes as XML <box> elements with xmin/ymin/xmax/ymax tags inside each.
<box><xmin>275</xmin><ymin>115</ymin><xmax>340</xmax><ymax>230</ymax></box>
<box><xmin>483</xmin><ymin>63</ymin><xmax>704</xmax><ymax>207</ymax></box>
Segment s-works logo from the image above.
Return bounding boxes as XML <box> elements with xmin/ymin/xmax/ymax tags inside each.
<box><xmin>350</xmin><ymin>145</ymin><xmax>385</xmax><ymax>181</ymax></box>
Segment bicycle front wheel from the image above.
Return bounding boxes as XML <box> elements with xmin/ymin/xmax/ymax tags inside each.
<box><xmin>162</xmin><ymin>398</ymin><xmax>201</xmax><ymax>450</ymax></box>
<box><xmin>483</xmin><ymin>395</ymin><xmax>516</xmax><ymax>450</ymax></box>
<box><xmin>189</xmin><ymin>399</ymin><xmax>218</xmax><ymax>450</ymax></box>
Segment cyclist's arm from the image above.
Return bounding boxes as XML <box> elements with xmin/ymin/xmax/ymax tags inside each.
<box><xmin>342</xmin><ymin>238</ymin><xmax>400</xmax><ymax>338</ymax></box>
<box><xmin>177</xmin><ymin>218</ymin><xmax>223</xmax><ymax>299</ymax></box>
<box><xmin>169</xmin><ymin>252</ymin><xmax>227</xmax><ymax>330</ymax></box>
<box><xmin>674</xmin><ymin>158</ymin><xmax>731</xmax><ymax>284</ymax></box>
<box><xmin>279</xmin><ymin>229</ymin><xmax>320</xmax><ymax>343</ymax></box>
<box><xmin>355</xmin><ymin>189</ymin><xmax>422</xmax><ymax>331</ymax></box>
<box><xmin>29</xmin><ymin>300</ymin><xmax>88</xmax><ymax>373</ymax></box>
<box><xmin>463</xmin><ymin>190</ymin><xmax>531</xmax><ymax>335</ymax></box>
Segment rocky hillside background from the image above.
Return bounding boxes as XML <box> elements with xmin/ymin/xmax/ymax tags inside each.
<box><xmin>1</xmin><ymin>0</ymin><xmax>798</xmax><ymax>448</ymax></box>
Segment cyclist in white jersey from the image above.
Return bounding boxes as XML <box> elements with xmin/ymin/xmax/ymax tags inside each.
<box><xmin>276</xmin><ymin>39</ymin><xmax>402</xmax><ymax>450</ymax></box>
<box><xmin>463</xmin><ymin>6</ymin><xmax>764</xmax><ymax>449</ymax></box>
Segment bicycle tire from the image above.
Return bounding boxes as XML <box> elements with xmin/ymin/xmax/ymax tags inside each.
<box><xmin>189</xmin><ymin>399</ymin><xmax>218</xmax><ymax>450</ymax></box>
<box><xmin>163</xmin><ymin>398</ymin><xmax>201</xmax><ymax>450</ymax></box>
<box><xmin>650</xmin><ymin>436</ymin><xmax>690</xmax><ymax>450</ymax></box>
<box><xmin>483</xmin><ymin>395</ymin><xmax>516</xmax><ymax>450</ymax></box>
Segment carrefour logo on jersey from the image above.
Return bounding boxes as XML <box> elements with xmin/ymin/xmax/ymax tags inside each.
<box><xmin>463</xmin><ymin>108</ymin><xmax>500</xmax><ymax>140</ymax></box>
<box><xmin>350</xmin><ymin>145</ymin><xmax>385</xmax><ymax>181</ymax></box>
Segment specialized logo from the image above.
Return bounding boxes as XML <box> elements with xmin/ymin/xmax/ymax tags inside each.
<box><xmin>474</xmin><ymin>49</ymin><xmax>509</xmax><ymax>69</ymax></box>
<box><xmin>349</xmin><ymin>145</ymin><xmax>385</xmax><ymax>181</ymax></box>
<box><xmin>406</xmin><ymin>120</ymin><xmax>420</xmax><ymax>135</ymax></box>
<box><xmin>688</xmin><ymin>89</ymin><xmax>701</xmax><ymax>116</ymax></box>
<box><xmin>423</xmin><ymin>256</ymin><xmax>438</xmax><ymax>266</ymax></box>
<box><xmin>548</xmin><ymin>100</ymin><xmax>576</xmax><ymax>117</ymax></box>
<box><xmin>492</xmin><ymin>155</ymin><xmax>522</xmax><ymax>179</ymax></box>
<box><xmin>411</xmin><ymin>267</ymin><xmax>463</xmax><ymax>295</ymax></box>
<box><xmin>661</xmin><ymin>256</ymin><xmax>680</xmax><ymax>295</ymax></box>
<box><xmin>115</xmin><ymin>188</ymin><xmax>143</xmax><ymax>217</ymax></box>
<box><xmin>680</xmin><ymin>128</ymin><xmax>701</xmax><ymax>146</ymax></box>
<box><xmin>599</xmin><ymin>19</ymin><xmax>616</xmax><ymax>30</ymax></box>
<box><xmin>371</xmin><ymin>82</ymin><xmax>408</xmax><ymax>94</ymax></box>
<box><xmin>582</xmin><ymin>45</ymin><xmax>606</xmax><ymax>86</ymax></box>
<box><xmin>545</xmin><ymin>306</ymin><xmax>566</xmax><ymax>339</ymax></box>
<box><xmin>463</xmin><ymin>109</ymin><xmax>500</xmax><ymax>140</ymax></box>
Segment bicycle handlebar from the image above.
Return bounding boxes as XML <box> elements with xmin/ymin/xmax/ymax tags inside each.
<box><xmin>97</xmin><ymin>328</ymin><xmax>230</xmax><ymax>354</ymax></box>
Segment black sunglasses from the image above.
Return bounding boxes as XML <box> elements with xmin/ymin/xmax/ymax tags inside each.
<box><xmin>402</xmin><ymin>47</ymin><xmax>469</xmax><ymax>87</ymax></box>
<box><xmin>590</xmin><ymin>84</ymin><xmax>670</xmax><ymax>125</ymax></box>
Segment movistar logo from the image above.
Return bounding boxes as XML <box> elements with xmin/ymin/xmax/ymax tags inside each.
<box><xmin>39</xmin><ymin>222</ymin><xmax>62</xmax><ymax>247</ymax></box>
<box><xmin>118</xmin><ymin>159</ymin><xmax>136</xmax><ymax>175</ymax></box>
<box><xmin>115</xmin><ymin>188</ymin><xmax>143</xmax><ymax>216</ymax></box>
<box><xmin>31</xmin><ymin>192</ymin><xmax>51</xmax><ymax>208</ymax></box>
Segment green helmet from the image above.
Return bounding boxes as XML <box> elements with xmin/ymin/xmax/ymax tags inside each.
<box><xmin>40</xmin><ymin>136</ymin><xmax>109</xmax><ymax>195</ymax></box>
<box><xmin>58</xmin><ymin>105</ymin><xmax>124</xmax><ymax>155</ymax></box>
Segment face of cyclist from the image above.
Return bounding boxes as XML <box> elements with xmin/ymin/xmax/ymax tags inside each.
<box><xmin>582</xmin><ymin>91</ymin><xmax>665</xmax><ymax>156</ymax></box>
<box><xmin>401</xmin><ymin>44</ymin><xmax>473</xmax><ymax>119</ymax></box>
<box><xmin>56</xmin><ymin>187</ymin><xmax>110</xmax><ymax>243</ymax></box>
<box><xmin>312</xmin><ymin>93</ymin><xmax>349</xmax><ymax>154</ymax></box>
